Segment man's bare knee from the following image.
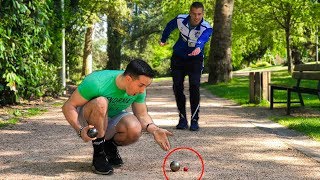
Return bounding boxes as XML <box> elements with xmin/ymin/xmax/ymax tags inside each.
<box><xmin>93</xmin><ymin>97</ymin><xmax>108</xmax><ymax>113</ymax></box>
<box><xmin>127</xmin><ymin>124</ymin><xmax>142</xmax><ymax>142</ymax></box>
<box><xmin>115</xmin><ymin>120</ymin><xmax>142</xmax><ymax>145</ymax></box>
<box><xmin>84</xmin><ymin>97</ymin><xmax>108</xmax><ymax>119</ymax></box>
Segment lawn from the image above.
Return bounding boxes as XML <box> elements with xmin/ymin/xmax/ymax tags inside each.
<box><xmin>0</xmin><ymin>107</ymin><xmax>47</xmax><ymax>128</ymax></box>
<box><xmin>202</xmin><ymin>67</ymin><xmax>320</xmax><ymax>141</ymax></box>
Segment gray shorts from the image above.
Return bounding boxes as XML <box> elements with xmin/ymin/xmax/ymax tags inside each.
<box><xmin>77</xmin><ymin>107</ymin><xmax>131</xmax><ymax>140</ymax></box>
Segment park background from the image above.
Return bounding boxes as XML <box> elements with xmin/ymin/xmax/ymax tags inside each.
<box><xmin>1</xmin><ymin>0</ymin><xmax>320</xmax><ymax>140</ymax></box>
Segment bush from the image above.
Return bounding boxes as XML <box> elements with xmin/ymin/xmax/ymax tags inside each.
<box><xmin>0</xmin><ymin>0</ymin><xmax>62</xmax><ymax>103</ymax></box>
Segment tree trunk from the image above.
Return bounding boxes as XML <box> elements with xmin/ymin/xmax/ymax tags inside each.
<box><xmin>106</xmin><ymin>18</ymin><xmax>122</xmax><ymax>70</ymax></box>
<box><xmin>208</xmin><ymin>0</ymin><xmax>234</xmax><ymax>84</ymax></box>
<box><xmin>283</xmin><ymin>3</ymin><xmax>293</xmax><ymax>73</ymax></box>
<box><xmin>291</xmin><ymin>46</ymin><xmax>302</xmax><ymax>65</ymax></box>
<box><xmin>82</xmin><ymin>25</ymin><xmax>94</xmax><ymax>76</ymax></box>
<box><xmin>285</xmin><ymin>28</ymin><xmax>293</xmax><ymax>73</ymax></box>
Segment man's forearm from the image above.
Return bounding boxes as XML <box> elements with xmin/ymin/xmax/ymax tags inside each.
<box><xmin>137</xmin><ymin>114</ymin><xmax>159</xmax><ymax>133</ymax></box>
<box><xmin>62</xmin><ymin>103</ymin><xmax>82</xmax><ymax>132</ymax></box>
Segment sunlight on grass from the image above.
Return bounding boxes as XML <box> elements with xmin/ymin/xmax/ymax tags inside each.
<box><xmin>153</xmin><ymin>76</ymin><xmax>171</xmax><ymax>82</ymax></box>
<box><xmin>25</xmin><ymin>108</ymin><xmax>47</xmax><ymax>117</ymax></box>
<box><xmin>52</xmin><ymin>102</ymin><xmax>63</xmax><ymax>107</ymax></box>
<box><xmin>0</xmin><ymin>107</ymin><xmax>47</xmax><ymax>128</ymax></box>
<box><xmin>202</xmin><ymin>67</ymin><xmax>320</xmax><ymax>142</ymax></box>
<box><xmin>271</xmin><ymin>117</ymin><xmax>320</xmax><ymax>141</ymax></box>
<box><xmin>0</xmin><ymin>118</ymin><xmax>19</xmax><ymax>128</ymax></box>
<box><xmin>202</xmin><ymin>77</ymin><xmax>253</xmax><ymax>106</ymax></box>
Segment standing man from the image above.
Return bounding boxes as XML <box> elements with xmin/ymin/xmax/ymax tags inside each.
<box><xmin>62</xmin><ymin>59</ymin><xmax>173</xmax><ymax>175</ymax></box>
<box><xmin>160</xmin><ymin>2</ymin><xmax>213</xmax><ymax>131</ymax></box>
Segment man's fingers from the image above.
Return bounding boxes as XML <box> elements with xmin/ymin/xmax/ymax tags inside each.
<box><xmin>160</xmin><ymin>141</ymin><xmax>167</xmax><ymax>151</ymax></box>
<box><xmin>88</xmin><ymin>125</ymin><xmax>94</xmax><ymax>128</ymax></box>
<box><xmin>165</xmin><ymin>130</ymin><xmax>174</xmax><ymax>136</ymax></box>
<box><xmin>162</xmin><ymin>142</ymin><xmax>170</xmax><ymax>151</ymax></box>
<box><xmin>165</xmin><ymin>140</ymin><xmax>170</xmax><ymax>150</ymax></box>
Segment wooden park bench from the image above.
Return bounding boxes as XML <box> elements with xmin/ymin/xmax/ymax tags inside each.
<box><xmin>269</xmin><ymin>64</ymin><xmax>320</xmax><ymax>115</ymax></box>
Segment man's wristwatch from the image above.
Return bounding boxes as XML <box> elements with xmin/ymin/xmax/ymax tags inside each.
<box><xmin>78</xmin><ymin>127</ymin><xmax>84</xmax><ymax>137</ymax></box>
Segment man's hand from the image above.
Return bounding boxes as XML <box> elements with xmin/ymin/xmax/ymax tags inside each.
<box><xmin>188</xmin><ymin>47</ymin><xmax>201</xmax><ymax>56</ymax></box>
<box><xmin>80</xmin><ymin>125</ymin><xmax>97</xmax><ymax>142</ymax></box>
<box><xmin>152</xmin><ymin>128</ymin><xmax>173</xmax><ymax>151</ymax></box>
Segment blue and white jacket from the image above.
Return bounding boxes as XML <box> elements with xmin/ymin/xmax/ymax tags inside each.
<box><xmin>161</xmin><ymin>14</ymin><xmax>213</xmax><ymax>59</ymax></box>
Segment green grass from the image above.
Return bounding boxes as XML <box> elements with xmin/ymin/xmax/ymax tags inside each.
<box><xmin>270</xmin><ymin>70</ymin><xmax>320</xmax><ymax>111</ymax></box>
<box><xmin>153</xmin><ymin>76</ymin><xmax>172</xmax><ymax>82</ymax></box>
<box><xmin>25</xmin><ymin>108</ymin><xmax>47</xmax><ymax>117</ymax></box>
<box><xmin>271</xmin><ymin>116</ymin><xmax>320</xmax><ymax>141</ymax></box>
<box><xmin>52</xmin><ymin>102</ymin><xmax>63</xmax><ymax>107</ymax></box>
<box><xmin>0</xmin><ymin>118</ymin><xmax>19</xmax><ymax>128</ymax></box>
<box><xmin>202</xmin><ymin>77</ymin><xmax>250</xmax><ymax>105</ymax></box>
<box><xmin>202</xmin><ymin>68</ymin><xmax>320</xmax><ymax>141</ymax></box>
<box><xmin>0</xmin><ymin>107</ymin><xmax>47</xmax><ymax>128</ymax></box>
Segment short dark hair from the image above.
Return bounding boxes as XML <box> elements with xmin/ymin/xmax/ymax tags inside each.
<box><xmin>190</xmin><ymin>2</ymin><xmax>204</xmax><ymax>10</ymax></box>
<box><xmin>124</xmin><ymin>59</ymin><xmax>155</xmax><ymax>79</ymax></box>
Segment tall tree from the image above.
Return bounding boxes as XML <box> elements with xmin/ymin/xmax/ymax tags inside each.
<box><xmin>208</xmin><ymin>0</ymin><xmax>234</xmax><ymax>84</ymax></box>
<box><xmin>105</xmin><ymin>0</ymin><xmax>130</xmax><ymax>70</ymax></box>
<box><xmin>82</xmin><ymin>25</ymin><xmax>94</xmax><ymax>76</ymax></box>
<box><xmin>241</xmin><ymin>0</ymin><xmax>316</xmax><ymax>73</ymax></box>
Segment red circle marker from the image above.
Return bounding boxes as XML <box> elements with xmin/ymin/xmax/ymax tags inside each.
<box><xmin>162</xmin><ymin>147</ymin><xmax>204</xmax><ymax>180</ymax></box>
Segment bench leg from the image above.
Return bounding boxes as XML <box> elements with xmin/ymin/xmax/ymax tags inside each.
<box><xmin>287</xmin><ymin>89</ymin><xmax>291</xmax><ymax>115</ymax></box>
<box><xmin>270</xmin><ymin>86</ymin><xmax>274</xmax><ymax>109</ymax></box>
<box><xmin>298</xmin><ymin>92</ymin><xmax>304</xmax><ymax>106</ymax></box>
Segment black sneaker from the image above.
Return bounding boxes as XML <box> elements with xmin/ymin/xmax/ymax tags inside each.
<box><xmin>104</xmin><ymin>140</ymin><xmax>123</xmax><ymax>167</ymax></box>
<box><xmin>92</xmin><ymin>151</ymin><xmax>113</xmax><ymax>175</ymax></box>
<box><xmin>190</xmin><ymin>119</ymin><xmax>199</xmax><ymax>131</ymax></box>
<box><xmin>176</xmin><ymin>117</ymin><xmax>188</xmax><ymax>129</ymax></box>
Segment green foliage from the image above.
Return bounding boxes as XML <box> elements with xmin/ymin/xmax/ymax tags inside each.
<box><xmin>232</xmin><ymin>0</ymin><xmax>320</xmax><ymax>70</ymax></box>
<box><xmin>0</xmin><ymin>0</ymin><xmax>62</xmax><ymax>103</ymax></box>
<box><xmin>1</xmin><ymin>0</ymin><xmax>320</xmax><ymax>105</ymax></box>
<box><xmin>250</xmin><ymin>61</ymin><xmax>272</xmax><ymax>68</ymax></box>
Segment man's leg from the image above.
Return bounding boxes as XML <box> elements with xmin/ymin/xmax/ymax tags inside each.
<box><xmin>171</xmin><ymin>55</ymin><xmax>188</xmax><ymax>129</ymax></box>
<box><xmin>81</xmin><ymin>97</ymin><xmax>113</xmax><ymax>175</ymax></box>
<box><xmin>187</xmin><ymin>59</ymin><xmax>203</xmax><ymax>131</ymax></box>
<box><xmin>104</xmin><ymin>113</ymin><xmax>142</xmax><ymax>167</ymax></box>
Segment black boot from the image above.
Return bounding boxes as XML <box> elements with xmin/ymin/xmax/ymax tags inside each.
<box><xmin>92</xmin><ymin>138</ymin><xmax>113</xmax><ymax>175</ymax></box>
<box><xmin>104</xmin><ymin>138</ymin><xmax>123</xmax><ymax>167</ymax></box>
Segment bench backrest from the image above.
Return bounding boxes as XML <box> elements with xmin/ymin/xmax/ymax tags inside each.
<box><xmin>292</xmin><ymin>64</ymin><xmax>320</xmax><ymax>80</ymax></box>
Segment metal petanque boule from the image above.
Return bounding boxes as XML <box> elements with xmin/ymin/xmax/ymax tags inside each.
<box><xmin>170</xmin><ymin>161</ymin><xmax>180</xmax><ymax>172</ymax></box>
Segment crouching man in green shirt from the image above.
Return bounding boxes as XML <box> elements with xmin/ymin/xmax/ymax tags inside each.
<box><xmin>62</xmin><ymin>59</ymin><xmax>173</xmax><ymax>175</ymax></box>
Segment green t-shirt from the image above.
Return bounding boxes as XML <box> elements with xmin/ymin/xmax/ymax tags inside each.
<box><xmin>77</xmin><ymin>70</ymin><xmax>146</xmax><ymax>117</ymax></box>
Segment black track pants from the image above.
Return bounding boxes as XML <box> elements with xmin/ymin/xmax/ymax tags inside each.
<box><xmin>170</xmin><ymin>54</ymin><xmax>203</xmax><ymax>121</ymax></box>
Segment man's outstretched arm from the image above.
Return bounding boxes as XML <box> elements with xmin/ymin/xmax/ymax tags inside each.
<box><xmin>132</xmin><ymin>102</ymin><xmax>173</xmax><ymax>151</ymax></box>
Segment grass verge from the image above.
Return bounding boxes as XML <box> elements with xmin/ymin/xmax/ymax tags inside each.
<box><xmin>271</xmin><ymin>116</ymin><xmax>320</xmax><ymax>141</ymax></box>
<box><xmin>202</xmin><ymin>69</ymin><xmax>320</xmax><ymax>142</ymax></box>
<box><xmin>0</xmin><ymin>107</ymin><xmax>47</xmax><ymax>128</ymax></box>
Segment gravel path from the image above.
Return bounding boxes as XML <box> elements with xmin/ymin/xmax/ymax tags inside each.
<box><xmin>0</xmin><ymin>79</ymin><xmax>320</xmax><ymax>180</ymax></box>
